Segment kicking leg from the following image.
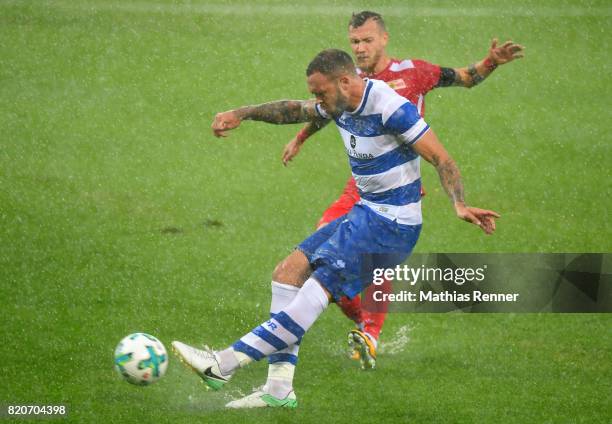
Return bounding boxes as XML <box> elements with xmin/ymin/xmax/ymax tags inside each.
<box><xmin>173</xmin><ymin>275</ymin><xmax>329</xmax><ymax>400</ymax></box>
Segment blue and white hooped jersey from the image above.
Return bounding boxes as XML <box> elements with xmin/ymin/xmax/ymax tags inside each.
<box><xmin>315</xmin><ymin>79</ymin><xmax>430</xmax><ymax>225</ymax></box>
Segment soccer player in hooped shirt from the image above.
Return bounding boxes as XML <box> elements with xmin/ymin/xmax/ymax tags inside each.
<box><xmin>172</xmin><ymin>49</ymin><xmax>500</xmax><ymax>409</ymax></box>
<box><xmin>282</xmin><ymin>11</ymin><xmax>524</xmax><ymax>365</ymax></box>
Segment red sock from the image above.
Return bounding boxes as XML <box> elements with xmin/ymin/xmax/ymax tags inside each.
<box><xmin>336</xmin><ymin>295</ymin><xmax>363</xmax><ymax>325</ymax></box>
<box><xmin>361</xmin><ymin>279</ymin><xmax>392</xmax><ymax>340</ymax></box>
<box><xmin>362</xmin><ymin>311</ymin><xmax>387</xmax><ymax>341</ymax></box>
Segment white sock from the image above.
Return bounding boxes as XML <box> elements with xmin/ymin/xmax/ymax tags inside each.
<box><xmin>227</xmin><ymin>278</ymin><xmax>329</xmax><ymax>380</ymax></box>
<box><xmin>266</xmin><ymin>281</ymin><xmax>300</xmax><ymax>398</ymax></box>
<box><xmin>218</xmin><ymin>282</ymin><xmax>299</xmax><ymax>376</ymax></box>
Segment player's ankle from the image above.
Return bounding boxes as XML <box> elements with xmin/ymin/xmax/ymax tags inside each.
<box><xmin>217</xmin><ymin>347</ymin><xmax>246</xmax><ymax>375</ymax></box>
<box><xmin>266</xmin><ymin>378</ymin><xmax>293</xmax><ymax>399</ymax></box>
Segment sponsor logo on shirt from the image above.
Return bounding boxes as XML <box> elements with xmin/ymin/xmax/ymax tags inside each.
<box><xmin>346</xmin><ymin>149</ymin><xmax>374</xmax><ymax>159</ymax></box>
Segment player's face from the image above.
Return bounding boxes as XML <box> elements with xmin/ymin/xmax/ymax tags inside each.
<box><xmin>307</xmin><ymin>72</ymin><xmax>350</xmax><ymax>118</ymax></box>
<box><xmin>348</xmin><ymin>19</ymin><xmax>388</xmax><ymax>72</ymax></box>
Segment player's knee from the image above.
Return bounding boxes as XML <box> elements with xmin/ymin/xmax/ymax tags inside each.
<box><xmin>272</xmin><ymin>260</ymin><xmax>301</xmax><ymax>286</ymax></box>
<box><xmin>272</xmin><ymin>250</ymin><xmax>311</xmax><ymax>287</ymax></box>
<box><xmin>271</xmin><ymin>261</ymin><xmax>286</xmax><ymax>282</ymax></box>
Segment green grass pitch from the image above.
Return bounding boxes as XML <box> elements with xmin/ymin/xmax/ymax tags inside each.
<box><xmin>1</xmin><ymin>1</ymin><xmax>610</xmax><ymax>422</ymax></box>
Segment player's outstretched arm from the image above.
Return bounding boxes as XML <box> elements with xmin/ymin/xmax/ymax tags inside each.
<box><xmin>282</xmin><ymin>119</ymin><xmax>330</xmax><ymax>166</ymax></box>
<box><xmin>211</xmin><ymin>99</ymin><xmax>322</xmax><ymax>138</ymax></box>
<box><xmin>437</xmin><ymin>38</ymin><xmax>524</xmax><ymax>88</ymax></box>
<box><xmin>411</xmin><ymin>129</ymin><xmax>500</xmax><ymax>234</ymax></box>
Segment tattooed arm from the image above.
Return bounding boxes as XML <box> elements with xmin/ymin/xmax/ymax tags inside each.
<box><xmin>211</xmin><ymin>99</ymin><xmax>325</xmax><ymax>137</ymax></box>
<box><xmin>436</xmin><ymin>38</ymin><xmax>524</xmax><ymax>88</ymax></box>
<box><xmin>415</xmin><ymin>131</ymin><xmax>466</xmax><ymax>206</ymax></box>
<box><xmin>411</xmin><ymin>129</ymin><xmax>500</xmax><ymax>234</ymax></box>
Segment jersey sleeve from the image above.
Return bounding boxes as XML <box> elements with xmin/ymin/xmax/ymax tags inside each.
<box><xmin>382</xmin><ymin>99</ymin><xmax>430</xmax><ymax>145</ymax></box>
<box><xmin>411</xmin><ymin>59</ymin><xmax>442</xmax><ymax>93</ymax></box>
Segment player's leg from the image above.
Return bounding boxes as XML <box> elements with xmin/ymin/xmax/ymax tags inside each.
<box><xmin>250</xmin><ymin>219</ymin><xmax>348</xmax><ymax>402</ymax></box>
<box><xmin>343</xmin><ymin>208</ymin><xmax>421</xmax><ymax>369</ymax></box>
<box><xmin>172</xmin><ymin>275</ymin><xmax>330</xmax><ymax>393</ymax></box>
<box><xmin>348</xmin><ymin>201</ymin><xmax>426</xmax><ymax>364</ymax></box>
<box><xmin>361</xmin><ymin>277</ymin><xmax>392</xmax><ymax>341</ymax></box>
<box><xmin>254</xmin><ymin>252</ymin><xmax>311</xmax><ymax>403</ymax></box>
<box><xmin>270</xmin><ymin>248</ymin><xmax>313</xmax><ymax>288</ymax></box>
<box><xmin>225</xmin><ymin>220</ymin><xmax>348</xmax><ymax>408</ymax></box>
<box><xmin>337</xmin><ymin>295</ymin><xmax>364</xmax><ymax>326</ymax></box>
<box><xmin>176</xmin><ymin>222</ymin><xmax>344</xmax><ymax>408</ymax></box>
<box><xmin>348</xmin><ymin>278</ymin><xmax>392</xmax><ymax>368</ymax></box>
<box><xmin>225</xmin><ymin>281</ymin><xmax>302</xmax><ymax>408</ymax></box>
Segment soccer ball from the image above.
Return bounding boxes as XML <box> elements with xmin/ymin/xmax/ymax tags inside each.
<box><xmin>114</xmin><ymin>333</ymin><xmax>168</xmax><ymax>385</ymax></box>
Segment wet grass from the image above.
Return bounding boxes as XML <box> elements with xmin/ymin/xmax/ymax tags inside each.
<box><xmin>1</xmin><ymin>1</ymin><xmax>610</xmax><ymax>423</ymax></box>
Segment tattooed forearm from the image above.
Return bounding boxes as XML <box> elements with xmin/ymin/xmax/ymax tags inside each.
<box><xmin>234</xmin><ymin>100</ymin><xmax>315</xmax><ymax>124</ymax></box>
<box><xmin>308</xmin><ymin>118</ymin><xmax>330</xmax><ymax>134</ymax></box>
<box><xmin>453</xmin><ymin>70</ymin><xmax>466</xmax><ymax>86</ymax></box>
<box><xmin>467</xmin><ymin>64</ymin><xmax>486</xmax><ymax>86</ymax></box>
<box><xmin>451</xmin><ymin>58</ymin><xmax>498</xmax><ymax>88</ymax></box>
<box><xmin>433</xmin><ymin>154</ymin><xmax>465</xmax><ymax>204</ymax></box>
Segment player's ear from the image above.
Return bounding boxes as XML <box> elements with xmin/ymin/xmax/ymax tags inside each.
<box><xmin>382</xmin><ymin>31</ymin><xmax>389</xmax><ymax>45</ymax></box>
<box><xmin>337</xmin><ymin>75</ymin><xmax>351</xmax><ymax>92</ymax></box>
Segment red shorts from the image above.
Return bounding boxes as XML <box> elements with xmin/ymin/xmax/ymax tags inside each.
<box><xmin>318</xmin><ymin>177</ymin><xmax>425</xmax><ymax>227</ymax></box>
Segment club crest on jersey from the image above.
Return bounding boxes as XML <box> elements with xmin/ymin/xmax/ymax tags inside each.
<box><xmin>350</xmin><ymin>135</ymin><xmax>357</xmax><ymax>148</ymax></box>
<box><xmin>387</xmin><ymin>78</ymin><xmax>407</xmax><ymax>91</ymax></box>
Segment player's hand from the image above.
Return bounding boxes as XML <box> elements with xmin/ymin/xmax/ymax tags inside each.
<box><xmin>211</xmin><ymin>110</ymin><xmax>241</xmax><ymax>137</ymax></box>
<box><xmin>282</xmin><ymin>137</ymin><xmax>302</xmax><ymax>166</ymax></box>
<box><xmin>488</xmin><ymin>38</ymin><xmax>524</xmax><ymax>65</ymax></box>
<box><xmin>454</xmin><ymin>203</ymin><xmax>500</xmax><ymax>235</ymax></box>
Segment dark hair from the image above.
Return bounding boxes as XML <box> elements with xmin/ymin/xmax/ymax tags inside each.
<box><xmin>306</xmin><ymin>49</ymin><xmax>356</xmax><ymax>77</ymax></box>
<box><xmin>349</xmin><ymin>10</ymin><xmax>386</xmax><ymax>31</ymax></box>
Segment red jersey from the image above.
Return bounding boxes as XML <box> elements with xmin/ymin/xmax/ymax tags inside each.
<box><xmin>358</xmin><ymin>58</ymin><xmax>441</xmax><ymax>117</ymax></box>
<box><xmin>318</xmin><ymin>58</ymin><xmax>441</xmax><ymax>227</ymax></box>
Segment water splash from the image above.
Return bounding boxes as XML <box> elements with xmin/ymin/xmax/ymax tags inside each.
<box><xmin>378</xmin><ymin>325</ymin><xmax>412</xmax><ymax>355</ymax></box>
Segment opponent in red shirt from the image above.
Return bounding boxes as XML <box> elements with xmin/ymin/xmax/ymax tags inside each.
<box><xmin>282</xmin><ymin>11</ymin><xmax>523</xmax><ymax>369</ymax></box>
